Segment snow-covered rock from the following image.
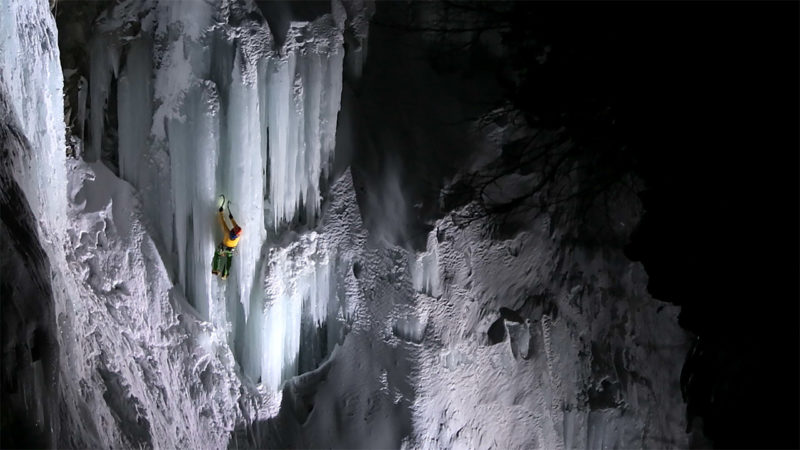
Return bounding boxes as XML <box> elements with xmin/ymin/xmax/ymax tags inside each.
<box><xmin>406</xmin><ymin>209</ymin><xmax>688</xmax><ymax>449</ymax></box>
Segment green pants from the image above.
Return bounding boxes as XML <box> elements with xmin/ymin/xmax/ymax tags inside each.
<box><xmin>212</xmin><ymin>245</ymin><xmax>234</xmax><ymax>279</ymax></box>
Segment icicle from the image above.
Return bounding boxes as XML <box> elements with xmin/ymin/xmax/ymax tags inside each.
<box><xmin>164</xmin><ymin>79</ymin><xmax>220</xmax><ymax>321</ymax></box>
<box><xmin>223</xmin><ymin>48</ymin><xmax>266</xmax><ymax>322</ymax></box>
<box><xmin>414</xmin><ymin>232</ymin><xmax>442</xmax><ymax>298</ymax></box>
<box><xmin>266</xmin><ymin>20</ymin><xmax>344</xmax><ymax>229</ymax></box>
<box><xmin>257</xmin><ymin>234</ymin><xmax>334</xmax><ymax>391</ymax></box>
<box><xmin>265</xmin><ymin>49</ymin><xmax>296</xmax><ymax>228</ymax></box>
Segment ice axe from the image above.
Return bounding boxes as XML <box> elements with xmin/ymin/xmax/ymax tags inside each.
<box><xmin>216</xmin><ymin>195</ymin><xmax>235</xmax><ymax>219</ymax></box>
<box><xmin>226</xmin><ymin>200</ymin><xmax>234</xmax><ymax>220</ymax></box>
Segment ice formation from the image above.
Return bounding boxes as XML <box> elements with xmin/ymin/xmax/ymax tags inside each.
<box><xmin>87</xmin><ymin>0</ymin><xmax>347</xmax><ymax>388</ymax></box>
<box><xmin>0</xmin><ymin>0</ymin><xmax>66</xmax><ymax>228</ymax></box>
<box><xmin>2</xmin><ymin>0</ymin><xmax>354</xmax><ymax>445</ymax></box>
<box><xmin>2</xmin><ymin>1</ymin><xmax>242</xmax><ymax>447</ymax></box>
<box><xmin>254</xmin><ymin>233</ymin><xmax>334</xmax><ymax>391</ymax></box>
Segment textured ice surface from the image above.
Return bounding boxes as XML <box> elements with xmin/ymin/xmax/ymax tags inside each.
<box><xmin>88</xmin><ymin>0</ymin><xmax>346</xmax><ymax>385</ymax></box>
<box><xmin>405</xmin><ymin>211</ymin><xmax>689</xmax><ymax>449</ymax></box>
<box><xmin>59</xmin><ymin>160</ymin><xmax>244</xmax><ymax>449</ymax></box>
<box><xmin>2</xmin><ymin>1</ymin><xmax>249</xmax><ymax>447</ymax></box>
<box><xmin>1</xmin><ymin>2</ymin><xmax>67</xmax><ymax>445</ymax></box>
<box><xmin>0</xmin><ymin>0</ymin><xmax>66</xmax><ymax>227</ymax></box>
<box><xmin>235</xmin><ymin>169</ymin><xmax>689</xmax><ymax>449</ymax></box>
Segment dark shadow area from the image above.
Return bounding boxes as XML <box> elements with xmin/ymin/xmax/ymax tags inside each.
<box><xmin>254</xmin><ymin>0</ymin><xmax>331</xmax><ymax>48</ymax></box>
<box><xmin>355</xmin><ymin>1</ymin><xmax>798</xmax><ymax>447</ymax></box>
<box><xmin>349</xmin><ymin>2</ymin><xmax>505</xmax><ymax>251</ymax></box>
<box><xmin>404</xmin><ymin>2</ymin><xmax>799</xmax><ymax>446</ymax></box>
<box><xmin>55</xmin><ymin>0</ymin><xmax>114</xmax><ymax>145</ymax></box>
<box><xmin>614</xmin><ymin>4</ymin><xmax>799</xmax><ymax>448</ymax></box>
<box><xmin>490</xmin><ymin>1</ymin><xmax>798</xmax><ymax>447</ymax></box>
<box><xmin>229</xmin><ymin>361</ymin><xmax>334</xmax><ymax>449</ymax></box>
<box><xmin>0</xmin><ymin>89</ymin><xmax>60</xmax><ymax>449</ymax></box>
<box><xmin>298</xmin><ymin>317</ymin><xmax>329</xmax><ymax>375</ymax></box>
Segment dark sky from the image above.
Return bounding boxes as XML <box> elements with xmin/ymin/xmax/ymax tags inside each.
<box><xmin>606</xmin><ymin>3</ymin><xmax>798</xmax><ymax>448</ymax></box>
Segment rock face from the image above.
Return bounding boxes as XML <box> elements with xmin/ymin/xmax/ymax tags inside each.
<box><xmin>1</xmin><ymin>1</ymin><xmax>67</xmax><ymax>444</ymax></box>
<box><xmin>1</xmin><ymin>89</ymin><xmax>59</xmax><ymax>449</ymax></box>
<box><xmin>54</xmin><ymin>0</ymin><xmax>112</xmax><ymax>154</ymax></box>
<box><xmin>406</xmin><ymin>210</ymin><xmax>689</xmax><ymax>449</ymax></box>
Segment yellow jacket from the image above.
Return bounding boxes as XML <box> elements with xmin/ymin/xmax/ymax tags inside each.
<box><xmin>218</xmin><ymin>211</ymin><xmax>242</xmax><ymax>248</ymax></box>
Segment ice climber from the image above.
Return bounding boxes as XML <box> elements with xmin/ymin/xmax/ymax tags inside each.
<box><xmin>212</xmin><ymin>200</ymin><xmax>243</xmax><ymax>280</ymax></box>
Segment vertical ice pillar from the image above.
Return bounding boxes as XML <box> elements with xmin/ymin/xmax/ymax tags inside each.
<box><xmin>116</xmin><ymin>1</ymin><xmax>214</xmax><ymax>309</ymax></box>
<box><xmin>114</xmin><ymin>2</ymin><xmax>227</xmax><ymax>327</ymax></box>
<box><xmin>261</xmin><ymin>262</ymin><xmax>304</xmax><ymax>390</ymax></box>
<box><xmin>145</xmin><ymin>0</ymin><xmax>212</xmax><ymax>264</ymax></box>
<box><xmin>245</xmin><ymin>18</ymin><xmax>347</xmax><ymax>391</ymax></box>
<box><xmin>264</xmin><ymin>50</ymin><xmax>297</xmax><ymax>228</ymax></box>
<box><xmin>191</xmin><ymin>82</ymin><xmax>222</xmax><ymax>324</ymax></box>
<box><xmin>413</xmin><ymin>232</ymin><xmax>442</xmax><ymax>298</ymax></box>
<box><xmin>257</xmin><ymin>235</ymin><xmax>334</xmax><ymax>391</ymax></box>
<box><xmin>223</xmin><ymin>49</ymin><xmax>267</xmax><ymax>322</ymax></box>
<box><xmin>266</xmin><ymin>23</ymin><xmax>345</xmax><ymax>228</ymax></box>
<box><xmin>165</xmin><ymin>79</ymin><xmax>221</xmax><ymax>323</ymax></box>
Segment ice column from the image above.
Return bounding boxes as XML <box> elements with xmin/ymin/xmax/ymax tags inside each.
<box><xmin>266</xmin><ymin>23</ymin><xmax>344</xmax><ymax>228</ymax></box>
<box><xmin>414</xmin><ymin>232</ymin><xmax>442</xmax><ymax>298</ymax></box>
<box><xmin>221</xmin><ymin>48</ymin><xmax>267</xmax><ymax>322</ymax></box>
<box><xmin>256</xmin><ymin>234</ymin><xmax>334</xmax><ymax>391</ymax></box>
<box><xmin>165</xmin><ymin>80</ymin><xmax>221</xmax><ymax>324</ymax></box>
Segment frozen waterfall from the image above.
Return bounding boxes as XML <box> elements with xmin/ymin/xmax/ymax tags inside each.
<box><xmin>3</xmin><ymin>0</ymin><xmax>700</xmax><ymax>447</ymax></box>
<box><xmin>252</xmin><ymin>232</ymin><xmax>335</xmax><ymax>391</ymax></box>
<box><xmin>265</xmin><ymin>24</ymin><xmax>344</xmax><ymax>228</ymax></box>
<box><xmin>88</xmin><ymin>0</ymin><xmax>346</xmax><ymax>391</ymax></box>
